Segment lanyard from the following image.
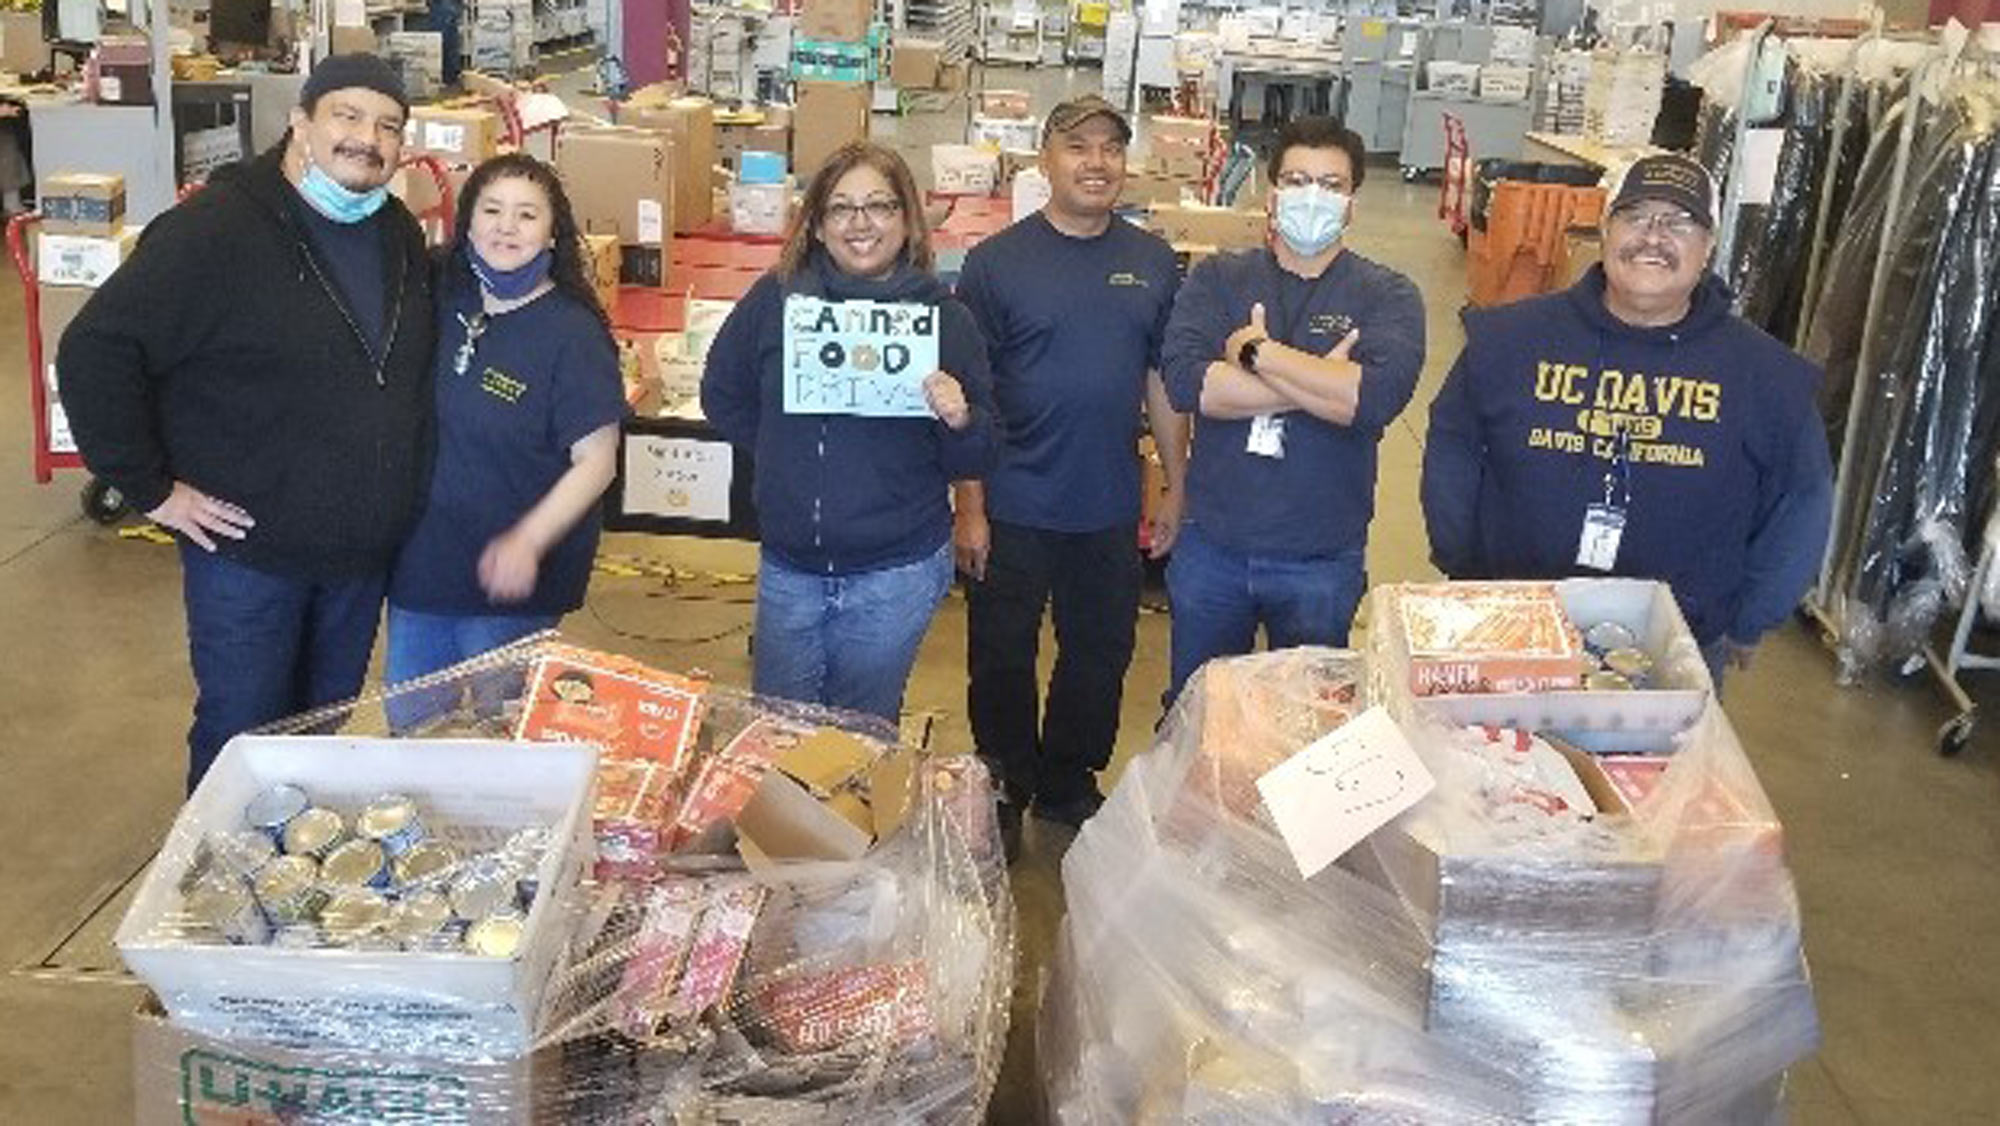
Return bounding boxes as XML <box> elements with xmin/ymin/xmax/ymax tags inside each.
<box><xmin>1601</xmin><ymin>425</ymin><xmax>1633</xmax><ymax>510</ymax></box>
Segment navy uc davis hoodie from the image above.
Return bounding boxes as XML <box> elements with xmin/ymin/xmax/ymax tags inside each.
<box><xmin>1421</xmin><ymin>264</ymin><xmax>1832</xmax><ymax>646</ymax></box>
<box><xmin>700</xmin><ymin>252</ymin><xmax>998</xmax><ymax>575</ymax></box>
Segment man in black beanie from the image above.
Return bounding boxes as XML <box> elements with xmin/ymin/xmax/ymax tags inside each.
<box><xmin>58</xmin><ymin>54</ymin><xmax>437</xmax><ymax>790</ymax></box>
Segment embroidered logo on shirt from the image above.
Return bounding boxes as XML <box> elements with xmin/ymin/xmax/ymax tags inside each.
<box><xmin>1107</xmin><ymin>271</ymin><xmax>1150</xmax><ymax>288</ymax></box>
<box><xmin>1309</xmin><ymin>313</ymin><xmax>1355</xmax><ymax>338</ymax></box>
<box><xmin>480</xmin><ymin>367</ymin><xmax>528</xmax><ymax>404</ymax></box>
<box><xmin>1524</xmin><ymin>360</ymin><xmax>1722</xmax><ymax>467</ymax></box>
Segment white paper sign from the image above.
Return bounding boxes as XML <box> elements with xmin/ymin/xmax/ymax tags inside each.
<box><xmin>1738</xmin><ymin>128</ymin><xmax>1785</xmax><ymax>208</ymax></box>
<box><xmin>425</xmin><ymin>122</ymin><xmax>466</xmax><ymax>154</ymax></box>
<box><xmin>637</xmin><ymin>199</ymin><xmax>665</xmax><ymax>246</ymax></box>
<box><xmin>45</xmin><ymin>363</ymin><xmax>76</xmax><ymax>454</ymax></box>
<box><xmin>781</xmin><ymin>295</ymin><xmax>940</xmax><ymax>418</ymax></box>
<box><xmin>623</xmin><ymin>434</ymin><xmax>733</xmax><ymax>522</ymax></box>
<box><xmin>1255</xmin><ymin>705</ymin><xmax>1436</xmax><ymax>880</ymax></box>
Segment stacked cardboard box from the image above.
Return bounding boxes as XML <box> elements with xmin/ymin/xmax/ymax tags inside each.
<box><xmin>37</xmin><ymin>173</ymin><xmax>138</xmax><ymax>455</ymax></box>
<box><xmin>472</xmin><ymin>0</ymin><xmax>536</xmax><ymax>74</ymax></box>
<box><xmin>621</xmin><ymin>94</ymin><xmax>720</xmax><ymax>233</ymax></box>
<box><xmin>1584</xmin><ymin>48</ymin><xmax>1666</xmax><ymax>148</ymax></box>
<box><xmin>794</xmin><ymin>80</ymin><xmax>870</xmax><ymax>179</ymax></box>
<box><xmin>403</xmin><ymin>105</ymin><xmax>505</xmax><ymax>165</ymax></box>
<box><xmin>382</xmin><ymin>31</ymin><xmax>445</xmax><ymax>100</ymax></box>
<box><xmin>556</xmin><ymin>126</ymin><xmax>677</xmax><ymax>289</ymax></box>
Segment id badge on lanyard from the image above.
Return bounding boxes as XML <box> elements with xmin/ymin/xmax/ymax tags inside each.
<box><xmin>1576</xmin><ymin>427</ymin><xmax>1632</xmax><ymax>572</ymax></box>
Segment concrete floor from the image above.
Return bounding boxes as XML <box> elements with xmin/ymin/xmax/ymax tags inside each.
<box><xmin>4</xmin><ymin>63</ymin><xmax>1999</xmax><ymax>1125</ymax></box>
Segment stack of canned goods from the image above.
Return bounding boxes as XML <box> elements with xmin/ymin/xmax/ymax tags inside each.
<box><xmin>1579</xmin><ymin>621</ymin><xmax>1658</xmax><ymax>691</ymax></box>
<box><xmin>173</xmin><ymin>785</ymin><xmax>552</xmax><ymax>958</ymax></box>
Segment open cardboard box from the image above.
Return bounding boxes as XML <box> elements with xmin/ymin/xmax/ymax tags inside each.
<box><xmin>733</xmin><ymin>728</ymin><xmax>917</xmax><ymax>868</ymax></box>
<box><xmin>115</xmin><ymin>736</ymin><xmax>598</xmax><ymax>1058</ymax></box>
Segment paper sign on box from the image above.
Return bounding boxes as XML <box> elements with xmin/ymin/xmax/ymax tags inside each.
<box><xmin>781</xmin><ymin>295</ymin><xmax>939</xmax><ymax>418</ymax></box>
<box><xmin>1256</xmin><ymin>705</ymin><xmax>1436</xmax><ymax>880</ymax></box>
<box><xmin>622</xmin><ymin>433</ymin><xmax>734</xmax><ymax>522</ymax></box>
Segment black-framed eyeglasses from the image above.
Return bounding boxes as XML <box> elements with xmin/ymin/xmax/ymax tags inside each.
<box><xmin>824</xmin><ymin>198</ymin><xmax>903</xmax><ymax>226</ymax></box>
<box><xmin>453</xmin><ymin>311</ymin><xmax>488</xmax><ymax>377</ymax></box>
<box><xmin>1276</xmin><ymin>172</ymin><xmax>1349</xmax><ymax>192</ymax></box>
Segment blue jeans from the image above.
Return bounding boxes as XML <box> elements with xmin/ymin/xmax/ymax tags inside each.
<box><xmin>383</xmin><ymin>606</ymin><xmax>557</xmax><ymax>731</ymax></box>
<box><xmin>1164</xmin><ymin>522</ymin><xmax>1366</xmax><ymax>707</ymax></box>
<box><xmin>181</xmin><ymin>543</ymin><xmax>386</xmax><ymax>792</ymax></box>
<box><xmin>754</xmin><ymin>544</ymin><xmax>953</xmax><ymax>722</ymax></box>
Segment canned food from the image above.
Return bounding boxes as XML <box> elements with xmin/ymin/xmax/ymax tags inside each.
<box><xmin>271</xmin><ymin>924</ymin><xmax>324</xmax><ymax>949</ymax></box>
<box><xmin>1583</xmin><ymin>621</ymin><xmax>1640</xmax><ymax>656</ymax></box>
<box><xmin>464</xmin><ymin>913</ymin><xmax>526</xmax><ymax>958</ymax></box>
<box><xmin>183</xmin><ymin>877</ymin><xmax>270</xmax><ymax>945</ymax></box>
<box><xmin>358</xmin><ymin>794</ymin><xmax>427</xmax><ymax>857</ymax></box>
<box><xmin>393</xmin><ymin>841</ymin><xmax>460</xmax><ymax>887</ymax></box>
<box><xmin>282</xmin><ymin>807</ymin><xmax>346</xmax><ymax>860</ymax></box>
<box><xmin>212</xmin><ymin>830</ymin><xmax>278</xmax><ymax>877</ymax></box>
<box><xmin>449</xmin><ymin>874</ymin><xmax>515</xmax><ymax>922</ymax></box>
<box><xmin>320</xmin><ymin>889</ymin><xmax>391</xmax><ymax>946</ymax></box>
<box><xmin>321</xmin><ymin>840</ymin><xmax>391</xmax><ymax>890</ymax></box>
<box><xmin>254</xmin><ymin>855</ymin><xmax>329</xmax><ymax>925</ymax></box>
<box><xmin>1603</xmin><ymin>647</ymin><xmax>1655</xmax><ymax>686</ymax></box>
<box><xmin>387</xmin><ymin>890</ymin><xmax>460</xmax><ymax>951</ymax></box>
<box><xmin>1584</xmin><ymin>670</ymin><xmax>1634</xmax><ymax>691</ymax></box>
<box><xmin>244</xmin><ymin>784</ymin><xmax>310</xmax><ymax>843</ymax></box>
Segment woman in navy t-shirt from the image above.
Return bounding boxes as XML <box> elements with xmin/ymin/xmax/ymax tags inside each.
<box><xmin>386</xmin><ymin>154</ymin><xmax>628</xmax><ymax>694</ymax></box>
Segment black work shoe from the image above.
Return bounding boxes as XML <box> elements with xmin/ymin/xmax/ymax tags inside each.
<box><xmin>996</xmin><ymin>799</ymin><xmax>1024</xmax><ymax>864</ymax></box>
<box><xmin>1031</xmin><ymin>791</ymin><xmax>1104</xmax><ymax>830</ymax></box>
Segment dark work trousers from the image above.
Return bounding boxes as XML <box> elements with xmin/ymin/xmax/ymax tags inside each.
<box><xmin>966</xmin><ymin>519</ymin><xmax>1142</xmax><ymax>810</ymax></box>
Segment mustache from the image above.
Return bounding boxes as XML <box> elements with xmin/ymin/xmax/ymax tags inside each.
<box><xmin>1618</xmin><ymin>241</ymin><xmax>1680</xmax><ymax>269</ymax></box>
<box><xmin>332</xmin><ymin>143</ymin><xmax>386</xmax><ymax>168</ymax></box>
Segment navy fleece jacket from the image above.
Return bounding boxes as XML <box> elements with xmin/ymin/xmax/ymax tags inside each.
<box><xmin>1161</xmin><ymin>247</ymin><xmax>1426</xmax><ymax>558</ymax></box>
<box><xmin>1422</xmin><ymin>265</ymin><xmax>1833</xmax><ymax>646</ymax></box>
<box><xmin>701</xmin><ymin>254</ymin><xmax>998</xmax><ymax>575</ymax></box>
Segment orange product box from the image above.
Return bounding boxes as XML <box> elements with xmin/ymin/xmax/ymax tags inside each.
<box><xmin>1395</xmin><ymin>582</ymin><xmax>1590</xmax><ymax>696</ymax></box>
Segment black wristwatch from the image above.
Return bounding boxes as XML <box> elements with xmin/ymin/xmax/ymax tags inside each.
<box><xmin>1238</xmin><ymin>336</ymin><xmax>1267</xmax><ymax>372</ymax></box>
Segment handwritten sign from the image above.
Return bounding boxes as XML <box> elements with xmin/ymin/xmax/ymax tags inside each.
<box><xmin>624</xmin><ymin>434</ymin><xmax>733</xmax><ymax>522</ymax></box>
<box><xmin>781</xmin><ymin>295</ymin><xmax>939</xmax><ymax>418</ymax></box>
<box><xmin>1255</xmin><ymin>705</ymin><xmax>1436</xmax><ymax>880</ymax></box>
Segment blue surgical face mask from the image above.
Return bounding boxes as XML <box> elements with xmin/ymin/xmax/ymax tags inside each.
<box><xmin>470</xmin><ymin>246</ymin><xmax>554</xmax><ymax>301</ymax></box>
<box><xmin>299</xmin><ymin>148</ymin><xmax>389</xmax><ymax>223</ymax></box>
<box><xmin>1274</xmin><ymin>185</ymin><xmax>1350</xmax><ymax>257</ymax></box>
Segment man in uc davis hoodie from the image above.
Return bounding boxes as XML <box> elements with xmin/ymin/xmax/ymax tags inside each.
<box><xmin>1422</xmin><ymin>153</ymin><xmax>1832</xmax><ymax>682</ymax></box>
<box><xmin>57</xmin><ymin>56</ymin><xmax>435</xmax><ymax>789</ymax></box>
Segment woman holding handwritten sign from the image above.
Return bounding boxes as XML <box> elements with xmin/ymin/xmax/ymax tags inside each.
<box><xmin>703</xmin><ymin>141</ymin><xmax>998</xmax><ymax>721</ymax></box>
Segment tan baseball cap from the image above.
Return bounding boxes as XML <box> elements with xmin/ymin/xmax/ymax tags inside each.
<box><xmin>1042</xmin><ymin>95</ymin><xmax>1133</xmax><ymax>146</ymax></box>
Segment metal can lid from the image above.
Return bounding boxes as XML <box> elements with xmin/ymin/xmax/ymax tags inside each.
<box><xmin>321</xmin><ymin>840</ymin><xmax>388</xmax><ymax>887</ymax></box>
<box><xmin>184</xmin><ymin>877</ymin><xmax>254</xmax><ymax>924</ymax></box>
<box><xmin>391</xmin><ymin>890</ymin><xmax>454</xmax><ymax>935</ymax></box>
<box><xmin>450</xmin><ymin>876</ymin><xmax>513</xmax><ymax>921</ymax></box>
<box><xmin>1603</xmin><ymin>647</ymin><xmax>1655</xmax><ymax>679</ymax></box>
<box><xmin>1583</xmin><ymin>621</ymin><xmax>1640</xmax><ymax>654</ymax></box>
<box><xmin>1584</xmin><ymin>670</ymin><xmax>1635</xmax><ymax>691</ymax></box>
<box><xmin>283</xmin><ymin>808</ymin><xmax>345</xmax><ymax>857</ymax></box>
<box><xmin>358</xmin><ymin>794</ymin><xmax>420</xmax><ymax>841</ymax></box>
<box><xmin>394</xmin><ymin>841</ymin><xmax>461</xmax><ymax>886</ymax></box>
<box><xmin>244</xmin><ymin>784</ymin><xmax>310</xmax><ymax>832</ymax></box>
<box><xmin>271</xmin><ymin>924</ymin><xmax>323</xmax><ymax>949</ymax></box>
<box><xmin>465</xmin><ymin>914</ymin><xmax>526</xmax><ymax>958</ymax></box>
<box><xmin>321</xmin><ymin>889</ymin><xmax>390</xmax><ymax>936</ymax></box>
<box><xmin>255</xmin><ymin>855</ymin><xmax>319</xmax><ymax>903</ymax></box>
<box><xmin>214</xmin><ymin>830</ymin><xmax>278</xmax><ymax>872</ymax></box>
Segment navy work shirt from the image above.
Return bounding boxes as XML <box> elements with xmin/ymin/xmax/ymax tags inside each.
<box><xmin>955</xmin><ymin>212</ymin><xmax>1181</xmax><ymax>532</ymax></box>
<box><xmin>290</xmin><ymin>193</ymin><xmax>387</xmax><ymax>352</ymax></box>
<box><xmin>390</xmin><ymin>284</ymin><xmax>628</xmax><ymax>616</ymax></box>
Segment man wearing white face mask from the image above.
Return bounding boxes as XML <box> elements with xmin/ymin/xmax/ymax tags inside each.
<box><xmin>1159</xmin><ymin>117</ymin><xmax>1426</xmax><ymax>706</ymax></box>
<box><xmin>59</xmin><ymin>55</ymin><xmax>436</xmax><ymax>790</ymax></box>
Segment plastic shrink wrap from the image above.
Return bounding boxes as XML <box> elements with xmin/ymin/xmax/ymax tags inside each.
<box><xmin>1041</xmin><ymin>645</ymin><xmax>1818</xmax><ymax>1125</ymax></box>
<box><xmin>122</xmin><ymin>634</ymin><xmax>1014</xmax><ymax>1124</ymax></box>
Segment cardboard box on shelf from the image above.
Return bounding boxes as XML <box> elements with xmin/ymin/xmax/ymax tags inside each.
<box><xmin>931</xmin><ymin>144</ymin><xmax>999</xmax><ymax>195</ymax></box>
<box><xmin>738</xmin><ymin>149</ymin><xmax>788</xmax><ymax>185</ymax></box>
<box><xmin>1145</xmin><ymin>202</ymin><xmax>1264</xmax><ymax>251</ymax></box>
<box><xmin>891</xmin><ymin>38</ymin><xmax>943</xmax><ymax>89</ymax></box>
<box><xmin>39</xmin><ymin>172</ymin><xmax>126</xmax><ymax>236</ymax></box>
<box><xmin>1480</xmin><ymin>64</ymin><xmax>1533</xmax><ymax>103</ymax></box>
<box><xmin>1121</xmin><ymin>168</ymin><xmax>1199</xmax><ymax>207</ymax></box>
<box><xmin>556</xmin><ymin>126</ymin><xmax>677</xmax><ymax>248</ymax></box>
<box><xmin>1428</xmin><ymin>60</ymin><xmax>1481</xmax><ymax>95</ymax></box>
<box><xmin>132</xmin><ymin>996</ymin><xmax>556</xmax><ymax>1126</ymax></box>
<box><xmin>1</xmin><ymin>10</ymin><xmax>48</xmax><ymax>76</ymax></box>
<box><xmin>979</xmin><ymin>88</ymin><xmax>1033</xmax><ymax>119</ymax></box>
<box><xmin>794</xmin><ymin>80</ymin><xmax>871</xmax><ymax>178</ymax></box>
<box><xmin>36</xmin><ymin>228</ymin><xmax>141</xmax><ymax>288</ymax></box>
<box><xmin>621</xmin><ymin>97</ymin><xmax>718</xmax><ymax>233</ymax></box>
<box><xmin>968</xmin><ymin>113</ymin><xmax>1040</xmax><ymax>153</ymax></box>
<box><xmin>36</xmin><ymin>285</ymin><xmax>88</xmax><ymax>454</ymax></box>
<box><xmin>582</xmin><ymin>233</ymin><xmax>620</xmax><ymax>313</ymax></box>
<box><xmin>404</xmin><ymin>106</ymin><xmax>503</xmax><ymax>164</ymax></box>
<box><xmin>938</xmin><ymin>60</ymin><xmax>970</xmax><ymax>91</ymax></box>
<box><xmin>329</xmin><ymin>24</ymin><xmax>376</xmax><ymax>54</ymax></box>
<box><xmin>797</xmin><ymin>0</ymin><xmax>873</xmax><ymax>43</ymax></box>
<box><xmin>718</xmin><ymin>118</ymin><xmax>792</xmax><ymax>167</ymax></box>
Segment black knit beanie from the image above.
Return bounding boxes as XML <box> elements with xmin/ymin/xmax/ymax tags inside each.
<box><xmin>299</xmin><ymin>53</ymin><xmax>410</xmax><ymax>113</ymax></box>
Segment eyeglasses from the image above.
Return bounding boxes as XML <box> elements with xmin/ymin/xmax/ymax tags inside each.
<box><xmin>1276</xmin><ymin>172</ymin><xmax>1349</xmax><ymax>192</ymax></box>
<box><xmin>1610</xmin><ymin>207</ymin><xmax>1705</xmax><ymax>239</ymax></box>
<box><xmin>824</xmin><ymin>198</ymin><xmax>903</xmax><ymax>226</ymax></box>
